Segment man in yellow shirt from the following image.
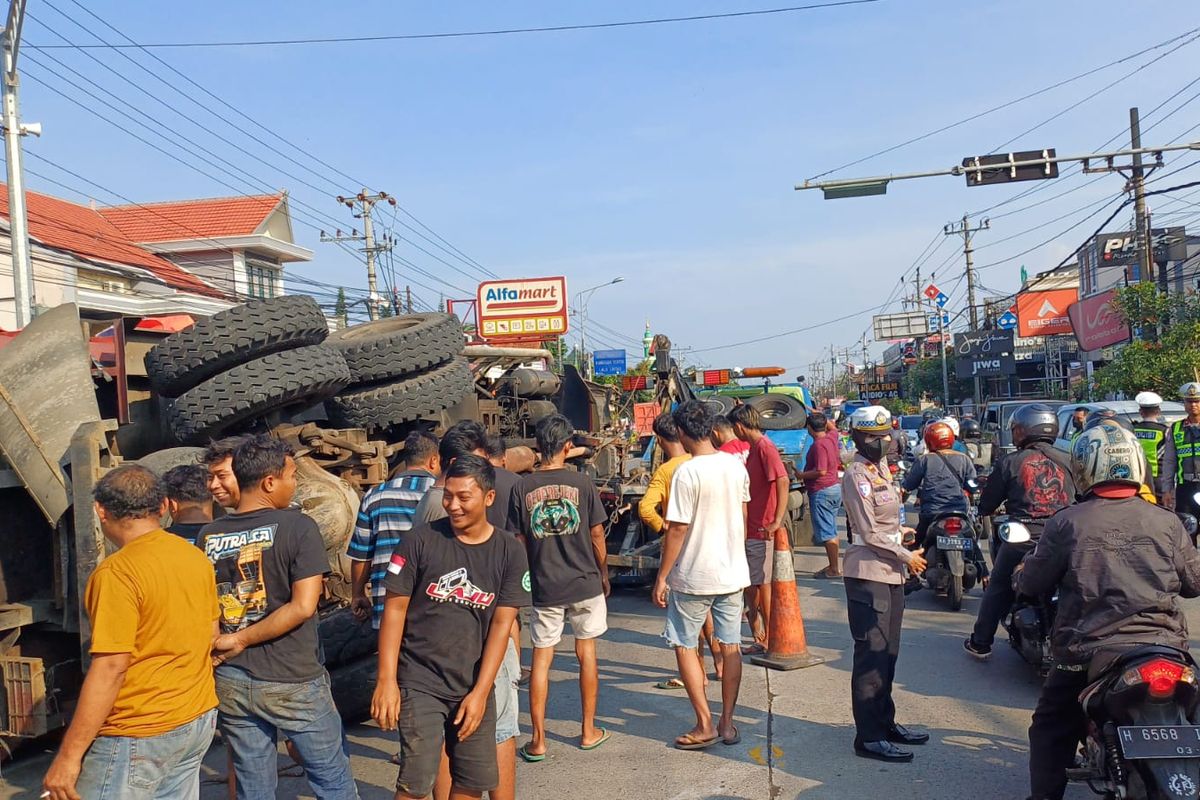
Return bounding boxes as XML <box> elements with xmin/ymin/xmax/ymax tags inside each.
<box><xmin>43</xmin><ymin>465</ymin><xmax>219</xmax><ymax>800</ymax></box>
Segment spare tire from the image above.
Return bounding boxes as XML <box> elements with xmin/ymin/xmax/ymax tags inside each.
<box><xmin>327</xmin><ymin>359</ymin><xmax>474</xmax><ymax>430</ymax></box>
<box><xmin>327</xmin><ymin>313</ymin><xmax>463</xmax><ymax>384</ymax></box>
<box><xmin>320</xmin><ymin>606</ymin><xmax>377</xmax><ymax>668</ymax></box>
<box><xmin>135</xmin><ymin>446</ymin><xmax>206</xmax><ymax>475</ymax></box>
<box><xmin>166</xmin><ymin>345</ymin><xmax>352</xmax><ymax>443</ymax></box>
<box><xmin>145</xmin><ymin>295</ymin><xmax>329</xmax><ymax>398</ymax></box>
<box><xmin>701</xmin><ymin>395</ymin><xmax>737</xmax><ymax>416</ymax></box>
<box><xmin>746</xmin><ymin>394</ymin><xmax>807</xmax><ymax>430</ymax></box>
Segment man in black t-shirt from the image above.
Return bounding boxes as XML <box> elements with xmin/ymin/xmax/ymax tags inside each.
<box><xmin>162</xmin><ymin>464</ymin><xmax>213</xmax><ymax>546</ymax></box>
<box><xmin>372</xmin><ymin>455</ymin><xmax>530</xmax><ymax>800</ymax></box>
<box><xmin>508</xmin><ymin>414</ymin><xmax>611</xmax><ymax>761</ymax></box>
<box><xmin>199</xmin><ymin>435</ymin><xmax>357</xmax><ymax>800</ymax></box>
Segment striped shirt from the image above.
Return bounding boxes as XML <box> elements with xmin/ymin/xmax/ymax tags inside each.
<box><xmin>348</xmin><ymin>469</ymin><xmax>435</xmax><ymax>628</ymax></box>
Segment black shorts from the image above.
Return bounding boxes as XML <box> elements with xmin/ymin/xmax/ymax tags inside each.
<box><xmin>396</xmin><ymin>687</ymin><xmax>498</xmax><ymax>796</ymax></box>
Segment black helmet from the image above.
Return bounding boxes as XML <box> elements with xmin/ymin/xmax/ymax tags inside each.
<box><xmin>959</xmin><ymin>418</ymin><xmax>982</xmax><ymax>440</ymax></box>
<box><xmin>1010</xmin><ymin>403</ymin><xmax>1058</xmax><ymax>447</ymax></box>
<box><xmin>1083</xmin><ymin>408</ymin><xmax>1133</xmax><ymax>433</ymax></box>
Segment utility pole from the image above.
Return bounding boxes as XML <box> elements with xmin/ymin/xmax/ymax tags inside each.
<box><xmin>943</xmin><ymin>213</ymin><xmax>990</xmax><ymax>330</ymax></box>
<box><xmin>405</xmin><ymin>285</ymin><xmax>413</xmax><ymax>314</ymax></box>
<box><xmin>1129</xmin><ymin>107</ymin><xmax>1153</xmax><ymax>284</ymax></box>
<box><xmin>3</xmin><ymin>0</ymin><xmax>39</xmax><ymax>329</ymax></box>
<box><xmin>321</xmin><ymin>189</ymin><xmax>396</xmax><ymax>321</ymax></box>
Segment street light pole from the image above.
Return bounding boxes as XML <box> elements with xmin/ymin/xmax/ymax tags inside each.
<box><xmin>575</xmin><ymin>277</ymin><xmax>623</xmax><ymax>379</ymax></box>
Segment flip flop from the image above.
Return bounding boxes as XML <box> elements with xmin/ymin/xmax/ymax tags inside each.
<box><xmin>581</xmin><ymin>728</ymin><xmax>611</xmax><ymax>751</ymax></box>
<box><xmin>740</xmin><ymin>643</ymin><xmax>766</xmax><ymax>656</ymax></box>
<box><xmin>675</xmin><ymin>732</ymin><xmax>720</xmax><ymax>751</ymax></box>
<box><xmin>655</xmin><ymin>678</ymin><xmax>686</xmax><ymax>690</ymax></box>
<box><xmin>812</xmin><ymin>567</ymin><xmax>843</xmax><ymax>579</ymax></box>
<box><xmin>721</xmin><ymin>727</ymin><xmax>741</xmax><ymax>746</ymax></box>
<box><xmin>518</xmin><ymin>744</ymin><xmax>546</xmax><ymax>763</ymax></box>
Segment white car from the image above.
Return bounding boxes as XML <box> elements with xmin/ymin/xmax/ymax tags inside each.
<box><xmin>1052</xmin><ymin>400</ymin><xmax>1186</xmax><ymax>453</ymax></box>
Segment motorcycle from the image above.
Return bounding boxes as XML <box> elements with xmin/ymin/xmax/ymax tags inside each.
<box><xmin>921</xmin><ymin>479</ymin><xmax>984</xmax><ymax>612</ymax></box>
<box><xmin>999</xmin><ymin>520</ymin><xmax>1056</xmax><ymax>675</ymax></box>
<box><xmin>1069</xmin><ymin>645</ymin><xmax>1200</xmax><ymax>799</ymax></box>
<box><xmin>1178</xmin><ymin>489</ymin><xmax>1200</xmax><ymax>548</ymax></box>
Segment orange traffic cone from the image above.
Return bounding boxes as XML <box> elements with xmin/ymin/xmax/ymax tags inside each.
<box><xmin>750</xmin><ymin>527</ymin><xmax>825</xmax><ymax>671</ymax></box>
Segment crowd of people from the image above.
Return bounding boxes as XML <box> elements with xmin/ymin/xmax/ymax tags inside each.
<box><xmin>38</xmin><ymin>380</ymin><xmax>1200</xmax><ymax>800</ymax></box>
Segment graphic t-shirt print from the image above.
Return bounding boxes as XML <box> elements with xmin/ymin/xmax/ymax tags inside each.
<box><xmin>427</xmin><ymin>567</ymin><xmax>496</xmax><ymax>609</ymax></box>
<box><xmin>204</xmin><ymin>523</ymin><xmax>276</xmax><ymax>632</ymax></box>
<box><xmin>526</xmin><ymin>484</ymin><xmax>582</xmax><ymax>539</ymax></box>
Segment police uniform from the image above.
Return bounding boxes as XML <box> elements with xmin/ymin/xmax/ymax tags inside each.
<box><xmin>1170</xmin><ymin>383</ymin><xmax>1200</xmax><ymax>518</ymax></box>
<box><xmin>1132</xmin><ymin>391</ymin><xmax>1171</xmax><ymax>503</ymax></box>
<box><xmin>841</xmin><ymin>407</ymin><xmax>925</xmax><ymax>758</ymax></box>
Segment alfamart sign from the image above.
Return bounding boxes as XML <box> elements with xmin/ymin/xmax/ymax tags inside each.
<box><xmin>477</xmin><ymin>277</ymin><xmax>568</xmax><ymax>340</ymax></box>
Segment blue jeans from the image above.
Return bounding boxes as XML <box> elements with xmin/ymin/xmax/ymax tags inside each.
<box><xmin>494</xmin><ymin>639</ymin><xmax>520</xmax><ymax>744</ymax></box>
<box><xmin>663</xmin><ymin>590</ymin><xmax>743</xmax><ymax>648</ymax></box>
<box><xmin>215</xmin><ymin>666</ymin><xmax>358</xmax><ymax>800</ymax></box>
<box><xmin>76</xmin><ymin>708</ymin><xmax>216</xmax><ymax>799</ymax></box>
<box><xmin>808</xmin><ymin>484</ymin><xmax>842</xmax><ymax>544</ymax></box>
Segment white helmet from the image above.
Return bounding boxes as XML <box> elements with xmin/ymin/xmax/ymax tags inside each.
<box><xmin>1070</xmin><ymin>424</ymin><xmax>1146</xmax><ymax>494</ymax></box>
<box><xmin>940</xmin><ymin>416</ymin><xmax>959</xmax><ymax>437</ymax></box>
<box><xmin>1135</xmin><ymin>391</ymin><xmax>1163</xmax><ymax>408</ymax></box>
<box><xmin>849</xmin><ymin>405</ymin><xmax>892</xmax><ymax>433</ymax></box>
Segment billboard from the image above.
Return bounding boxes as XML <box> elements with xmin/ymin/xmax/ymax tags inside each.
<box><xmin>863</xmin><ymin>381</ymin><xmax>901</xmax><ymax>401</ymax></box>
<box><xmin>955</xmin><ymin>352</ymin><xmax>1016</xmax><ymax>379</ymax></box>
<box><xmin>1016</xmin><ymin>288</ymin><xmax>1077</xmax><ymax>337</ymax></box>
<box><xmin>477</xmin><ymin>277</ymin><xmax>568</xmax><ymax>340</ymax></box>
<box><xmin>872</xmin><ymin>311</ymin><xmax>929</xmax><ymax>341</ymax></box>
<box><xmin>1067</xmin><ymin>288</ymin><xmax>1130</xmax><ymax>352</ymax></box>
<box><xmin>592</xmin><ymin>349</ymin><xmax>627</xmax><ymax>376</ymax></box>
<box><xmin>953</xmin><ymin>330</ymin><xmax>1013</xmax><ymax>359</ymax></box>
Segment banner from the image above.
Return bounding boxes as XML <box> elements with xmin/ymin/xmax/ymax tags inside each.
<box><xmin>1016</xmin><ymin>288</ymin><xmax>1077</xmax><ymax>337</ymax></box>
<box><xmin>863</xmin><ymin>381</ymin><xmax>901</xmax><ymax>400</ymax></box>
<box><xmin>1067</xmin><ymin>289</ymin><xmax>1130</xmax><ymax>351</ymax></box>
<box><xmin>953</xmin><ymin>330</ymin><xmax>1013</xmax><ymax>359</ymax></box>
<box><xmin>477</xmin><ymin>276</ymin><xmax>568</xmax><ymax>340</ymax></box>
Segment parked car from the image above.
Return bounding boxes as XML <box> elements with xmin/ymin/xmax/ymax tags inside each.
<box><xmin>1052</xmin><ymin>400</ymin><xmax>1186</xmax><ymax>453</ymax></box>
<box><xmin>981</xmin><ymin>399</ymin><xmax>1067</xmax><ymax>460</ymax></box>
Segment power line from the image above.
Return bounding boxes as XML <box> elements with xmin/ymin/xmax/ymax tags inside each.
<box><xmin>806</xmin><ymin>25</ymin><xmax>1200</xmax><ymax>181</ymax></box>
<box><xmin>36</xmin><ymin>0</ymin><xmax>498</xmax><ymax>282</ymax></box>
<box><xmin>28</xmin><ymin>2</ymin><xmax>880</xmax><ymax>50</ymax></box>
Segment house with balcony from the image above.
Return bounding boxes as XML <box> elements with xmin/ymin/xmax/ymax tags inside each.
<box><xmin>0</xmin><ymin>187</ymin><xmax>312</xmax><ymax>330</ymax></box>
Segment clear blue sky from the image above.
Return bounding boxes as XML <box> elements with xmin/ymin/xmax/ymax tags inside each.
<box><xmin>17</xmin><ymin>1</ymin><xmax>1200</xmax><ymax>377</ymax></box>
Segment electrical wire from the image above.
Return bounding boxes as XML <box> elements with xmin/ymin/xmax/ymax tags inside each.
<box><xmin>28</xmin><ymin>2</ymin><xmax>880</xmax><ymax>50</ymax></box>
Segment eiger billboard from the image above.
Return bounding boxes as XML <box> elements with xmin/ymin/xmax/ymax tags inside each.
<box><xmin>1016</xmin><ymin>288</ymin><xmax>1077</xmax><ymax>337</ymax></box>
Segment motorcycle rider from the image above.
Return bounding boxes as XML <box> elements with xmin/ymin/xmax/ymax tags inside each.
<box><xmin>1166</xmin><ymin>382</ymin><xmax>1200</xmax><ymax>519</ymax></box>
<box><xmin>1133</xmin><ymin>391</ymin><xmax>1172</xmax><ymax>506</ymax></box>
<box><xmin>1016</xmin><ymin>423</ymin><xmax>1200</xmax><ymax>800</ymax></box>
<box><xmin>1082</xmin><ymin>409</ymin><xmax>1159</xmax><ymax>504</ymax></box>
<box><xmin>964</xmin><ymin>404</ymin><xmax>1075</xmax><ymax>659</ymax></box>
<box><xmin>902</xmin><ymin>422</ymin><xmax>977</xmax><ymax>542</ymax></box>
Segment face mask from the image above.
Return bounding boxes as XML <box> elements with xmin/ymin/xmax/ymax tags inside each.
<box><xmin>855</xmin><ymin>434</ymin><xmax>888</xmax><ymax>462</ymax></box>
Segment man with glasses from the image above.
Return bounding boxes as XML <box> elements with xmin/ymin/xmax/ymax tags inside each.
<box><xmin>1168</xmin><ymin>382</ymin><xmax>1200</xmax><ymax>518</ymax></box>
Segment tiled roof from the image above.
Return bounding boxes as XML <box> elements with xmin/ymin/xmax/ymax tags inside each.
<box><xmin>99</xmin><ymin>194</ymin><xmax>283</xmax><ymax>243</ymax></box>
<box><xmin>0</xmin><ymin>185</ymin><xmax>224</xmax><ymax>298</ymax></box>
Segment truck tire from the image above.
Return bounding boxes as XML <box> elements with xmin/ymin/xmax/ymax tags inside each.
<box><xmin>319</xmin><ymin>606</ymin><xmax>377</xmax><ymax>668</ymax></box>
<box><xmin>145</xmin><ymin>295</ymin><xmax>329</xmax><ymax>398</ymax></box>
<box><xmin>327</xmin><ymin>359</ymin><xmax>474</xmax><ymax>430</ymax></box>
<box><xmin>166</xmin><ymin>345</ymin><xmax>352</xmax><ymax>443</ymax></box>
<box><xmin>327</xmin><ymin>313</ymin><xmax>463</xmax><ymax>384</ymax></box>
<box><xmin>134</xmin><ymin>446</ymin><xmax>206</xmax><ymax>475</ymax></box>
<box><xmin>747</xmin><ymin>394</ymin><xmax>807</xmax><ymax>430</ymax></box>
<box><xmin>702</xmin><ymin>395</ymin><xmax>737</xmax><ymax>416</ymax></box>
<box><xmin>328</xmin><ymin>655</ymin><xmax>377</xmax><ymax>724</ymax></box>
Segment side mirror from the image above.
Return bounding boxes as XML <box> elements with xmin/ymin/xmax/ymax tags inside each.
<box><xmin>1178</xmin><ymin>513</ymin><xmax>1199</xmax><ymax>538</ymax></box>
<box><xmin>999</xmin><ymin>521</ymin><xmax>1031</xmax><ymax>545</ymax></box>
<box><xmin>1193</xmin><ymin>490</ymin><xmax>1200</xmax><ymax>508</ymax></box>
<box><xmin>965</xmin><ymin>478</ymin><xmax>979</xmax><ymax>491</ymax></box>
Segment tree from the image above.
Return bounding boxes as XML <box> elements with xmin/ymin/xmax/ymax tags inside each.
<box><xmin>334</xmin><ymin>288</ymin><xmax>348</xmax><ymax>329</ymax></box>
<box><xmin>1093</xmin><ymin>283</ymin><xmax>1200</xmax><ymax>397</ymax></box>
<box><xmin>902</xmin><ymin>355</ymin><xmax>972</xmax><ymax>405</ymax></box>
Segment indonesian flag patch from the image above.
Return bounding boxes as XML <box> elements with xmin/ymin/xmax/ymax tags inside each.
<box><xmin>387</xmin><ymin>553</ymin><xmax>406</xmax><ymax>575</ymax></box>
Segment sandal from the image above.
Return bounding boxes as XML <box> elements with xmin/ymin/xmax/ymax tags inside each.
<box><xmin>654</xmin><ymin>678</ymin><xmax>685</xmax><ymax>690</ymax></box>
<box><xmin>674</xmin><ymin>732</ymin><xmax>719</xmax><ymax>750</ymax></box>
<box><xmin>812</xmin><ymin>567</ymin><xmax>843</xmax><ymax>579</ymax></box>
<box><xmin>518</xmin><ymin>743</ymin><xmax>546</xmax><ymax>762</ymax></box>
<box><xmin>740</xmin><ymin>643</ymin><xmax>766</xmax><ymax>656</ymax></box>
<box><xmin>721</xmin><ymin>726</ymin><xmax>741</xmax><ymax>746</ymax></box>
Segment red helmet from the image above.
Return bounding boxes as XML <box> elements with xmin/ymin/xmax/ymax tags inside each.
<box><xmin>924</xmin><ymin>421</ymin><xmax>955</xmax><ymax>451</ymax></box>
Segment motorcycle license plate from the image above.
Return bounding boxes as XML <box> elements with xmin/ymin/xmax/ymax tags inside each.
<box><xmin>936</xmin><ymin>536</ymin><xmax>971</xmax><ymax>551</ymax></box>
<box><xmin>1117</xmin><ymin>726</ymin><xmax>1200</xmax><ymax>759</ymax></box>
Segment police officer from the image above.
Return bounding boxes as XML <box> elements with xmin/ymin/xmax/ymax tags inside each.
<box><xmin>841</xmin><ymin>405</ymin><xmax>929</xmax><ymax>763</ymax></box>
<box><xmin>964</xmin><ymin>403</ymin><xmax>1075</xmax><ymax>659</ymax></box>
<box><xmin>1133</xmin><ymin>391</ymin><xmax>1171</xmax><ymax>505</ymax></box>
<box><xmin>1168</xmin><ymin>382</ymin><xmax>1200</xmax><ymax>518</ymax></box>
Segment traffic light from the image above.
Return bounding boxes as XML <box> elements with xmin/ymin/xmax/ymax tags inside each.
<box><xmin>962</xmin><ymin>149</ymin><xmax>1059</xmax><ymax>187</ymax></box>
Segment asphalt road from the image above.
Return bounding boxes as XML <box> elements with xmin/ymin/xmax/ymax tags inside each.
<box><xmin>7</xmin><ymin>540</ymin><xmax>1200</xmax><ymax>799</ymax></box>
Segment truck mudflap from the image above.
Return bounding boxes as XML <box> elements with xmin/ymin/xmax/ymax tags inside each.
<box><xmin>0</xmin><ymin>304</ymin><xmax>101</xmax><ymax>525</ymax></box>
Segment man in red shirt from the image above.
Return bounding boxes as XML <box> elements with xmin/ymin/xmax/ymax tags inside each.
<box><xmin>729</xmin><ymin>405</ymin><xmax>789</xmax><ymax>652</ymax></box>
<box><xmin>795</xmin><ymin>412</ymin><xmax>843</xmax><ymax>578</ymax></box>
<box><xmin>712</xmin><ymin>414</ymin><xmax>750</xmax><ymax>465</ymax></box>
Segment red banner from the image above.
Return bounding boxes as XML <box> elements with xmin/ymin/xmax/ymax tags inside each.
<box><xmin>1067</xmin><ymin>289</ymin><xmax>1130</xmax><ymax>351</ymax></box>
<box><xmin>1016</xmin><ymin>288</ymin><xmax>1078</xmax><ymax>337</ymax></box>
